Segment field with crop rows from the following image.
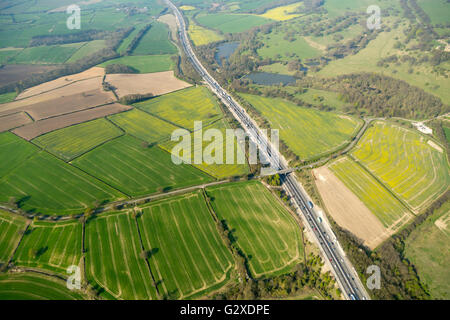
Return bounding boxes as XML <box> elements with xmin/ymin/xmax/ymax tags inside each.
<box><xmin>86</xmin><ymin>211</ymin><xmax>158</xmax><ymax>300</ymax></box>
<box><xmin>352</xmin><ymin>122</ymin><xmax>450</xmax><ymax>211</ymax></box>
<box><xmin>14</xmin><ymin>220</ymin><xmax>82</xmax><ymax>275</ymax></box>
<box><xmin>207</xmin><ymin>181</ymin><xmax>303</xmax><ymax>278</ymax></box>
<box><xmin>33</xmin><ymin>118</ymin><xmax>123</xmax><ymax>161</ymax></box>
<box><xmin>138</xmin><ymin>191</ymin><xmax>235</xmax><ymax>299</ymax></box>
<box><xmin>0</xmin><ymin>139</ymin><xmax>124</xmax><ymax>215</ymax></box>
<box><xmin>0</xmin><ymin>132</ymin><xmax>36</xmax><ymax>177</ymax></box>
<box><xmin>108</xmin><ymin>109</ymin><xmax>178</xmax><ymax>144</ymax></box>
<box><xmin>0</xmin><ymin>210</ymin><xmax>27</xmax><ymax>264</ymax></box>
<box><xmin>11</xmin><ymin>43</ymin><xmax>84</xmax><ymax>64</ymax></box>
<box><xmin>330</xmin><ymin>157</ymin><xmax>409</xmax><ymax>228</ymax></box>
<box><xmin>0</xmin><ymin>272</ymin><xmax>85</xmax><ymax>300</ymax></box>
<box><xmin>239</xmin><ymin>93</ymin><xmax>361</xmax><ymax>160</ymax></box>
<box><xmin>160</xmin><ymin>119</ymin><xmax>249</xmax><ymax>179</ymax></box>
<box><xmin>73</xmin><ymin>135</ymin><xmax>212</xmax><ymax>197</ymax></box>
<box><xmin>67</xmin><ymin>40</ymin><xmax>108</xmax><ymax>63</ymax></box>
<box><xmin>135</xmin><ymin>86</ymin><xmax>222</xmax><ymax>130</ymax></box>
<box><xmin>132</xmin><ymin>22</ymin><xmax>177</xmax><ymax>55</ymax></box>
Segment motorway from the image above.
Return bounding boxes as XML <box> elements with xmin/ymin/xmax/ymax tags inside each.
<box><xmin>166</xmin><ymin>0</ymin><xmax>370</xmax><ymax>300</ymax></box>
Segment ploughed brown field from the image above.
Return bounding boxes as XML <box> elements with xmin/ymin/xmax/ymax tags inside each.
<box><xmin>0</xmin><ymin>77</ymin><xmax>111</xmax><ymax>115</ymax></box>
<box><xmin>105</xmin><ymin>71</ymin><xmax>192</xmax><ymax>98</ymax></box>
<box><xmin>313</xmin><ymin>166</ymin><xmax>389</xmax><ymax>249</ymax></box>
<box><xmin>16</xmin><ymin>67</ymin><xmax>105</xmax><ymax>99</ymax></box>
<box><xmin>0</xmin><ymin>112</ymin><xmax>32</xmax><ymax>132</ymax></box>
<box><xmin>0</xmin><ymin>89</ymin><xmax>115</xmax><ymax>120</ymax></box>
<box><xmin>12</xmin><ymin>103</ymin><xmax>131</xmax><ymax>140</ymax></box>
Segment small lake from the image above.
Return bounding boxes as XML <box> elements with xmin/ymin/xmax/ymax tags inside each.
<box><xmin>215</xmin><ymin>42</ymin><xmax>239</xmax><ymax>66</ymax></box>
<box><xmin>245</xmin><ymin>72</ymin><xmax>297</xmax><ymax>86</ymax></box>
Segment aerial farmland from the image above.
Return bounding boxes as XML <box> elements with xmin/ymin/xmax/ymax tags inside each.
<box><xmin>0</xmin><ymin>0</ymin><xmax>448</xmax><ymax>306</ymax></box>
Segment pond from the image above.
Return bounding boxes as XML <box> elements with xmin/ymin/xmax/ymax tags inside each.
<box><xmin>244</xmin><ymin>72</ymin><xmax>297</xmax><ymax>86</ymax></box>
<box><xmin>215</xmin><ymin>42</ymin><xmax>239</xmax><ymax>66</ymax></box>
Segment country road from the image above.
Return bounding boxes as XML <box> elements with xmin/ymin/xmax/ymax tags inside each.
<box><xmin>166</xmin><ymin>0</ymin><xmax>371</xmax><ymax>300</ymax></box>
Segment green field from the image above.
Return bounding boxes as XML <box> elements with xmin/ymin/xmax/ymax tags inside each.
<box><xmin>196</xmin><ymin>14</ymin><xmax>272</xmax><ymax>34</ymax></box>
<box><xmin>207</xmin><ymin>181</ymin><xmax>303</xmax><ymax>278</ymax></box>
<box><xmin>117</xmin><ymin>23</ymin><xmax>147</xmax><ymax>54</ymax></box>
<box><xmin>14</xmin><ymin>220</ymin><xmax>82</xmax><ymax>275</ymax></box>
<box><xmin>160</xmin><ymin>119</ymin><xmax>249</xmax><ymax>179</ymax></box>
<box><xmin>352</xmin><ymin>122</ymin><xmax>450</xmax><ymax>211</ymax></box>
<box><xmin>0</xmin><ymin>210</ymin><xmax>27</xmax><ymax>264</ymax></box>
<box><xmin>239</xmin><ymin>93</ymin><xmax>361</xmax><ymax>160</ymax></box>
<box><xmin>330</xmin><ymin>156</ymin><xmax>409</xmax><ymax>228</ymax></box>
<box><xmin>98</xmin><ymin>55</ymin><xmax>175</xmax><ymax>73</ymax></box>
<box><xmin>138</xmin><ymin>191</ymin><xmax>235</xmax><ymax>299</ymax></box>
<box><xmin>132</xmin><ymin>22</ymin><xmax>177</xmax><ymax>55</ymax></box>
<box><xmin>66</xmin><ymin>40</ymin><xmax>108</xmax><ymax>63</ymax></box>
<box><xmin>257</xmin><ymin>32</ymin><xmax>322</xmax><ymax>61</ymax></box>
<box><xmin>0</xmin><ymin>135</ymin><xmax>125</xmax><ymax>215</ymax></box>
<box><xmin>72</xmin><ymin>135</ymin><xmax>212</xmax><ymax>197</ymax></box>
<box><xmin>0</xmin><ymin>132</ymin><xmax>36</xmax><ymax>177</ymax></box>
<box><xmin>108</xmin><ymin>109</ymin><xmax>178</xmax><ymax>144</ymax></box>
<box><xmin>134</xmin><ymin>86</ymin><xmax>222</xmax><ymax>130</ymax></box>
<box><xmin>444</xmin><ymin>126</ymin><xmax>450</xmax><ymax>143</ymax></box>
<box><xmin>0</xmin><ymin>272</ymin><xmax>85</xmax><ymax>300</ymax></box>
<box><xmin>33</xmin><ymin>118</ymin><xmax>123</xmax><ymax>161</ymax></box>
<box><xmin>0</xmin><ymin>49</ymin><xmax>21</xmax><ymax>64</ymax></box>
<box><xmin>405</xmin><ymin>201</ymin><xmax>450</xmax><ymax>299</ymax></box>
<box><xmin>0</xmin><ymin>92</ymin><xmax>17</xmax><ymax>104</ymax></box>
<box><xmin>418</xmin><ymin>0</ymin><xmax>450</xmax><ymax>25</ymax></box>
<box><xmin>86</xmin><ymin>211</ymin><xmax>158</xmax><ymax>300</ymax></box>
<box><xmin>10</xmin><ymin>43</ymin><xmax>84</xmax><ymax>64</ymax></box>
